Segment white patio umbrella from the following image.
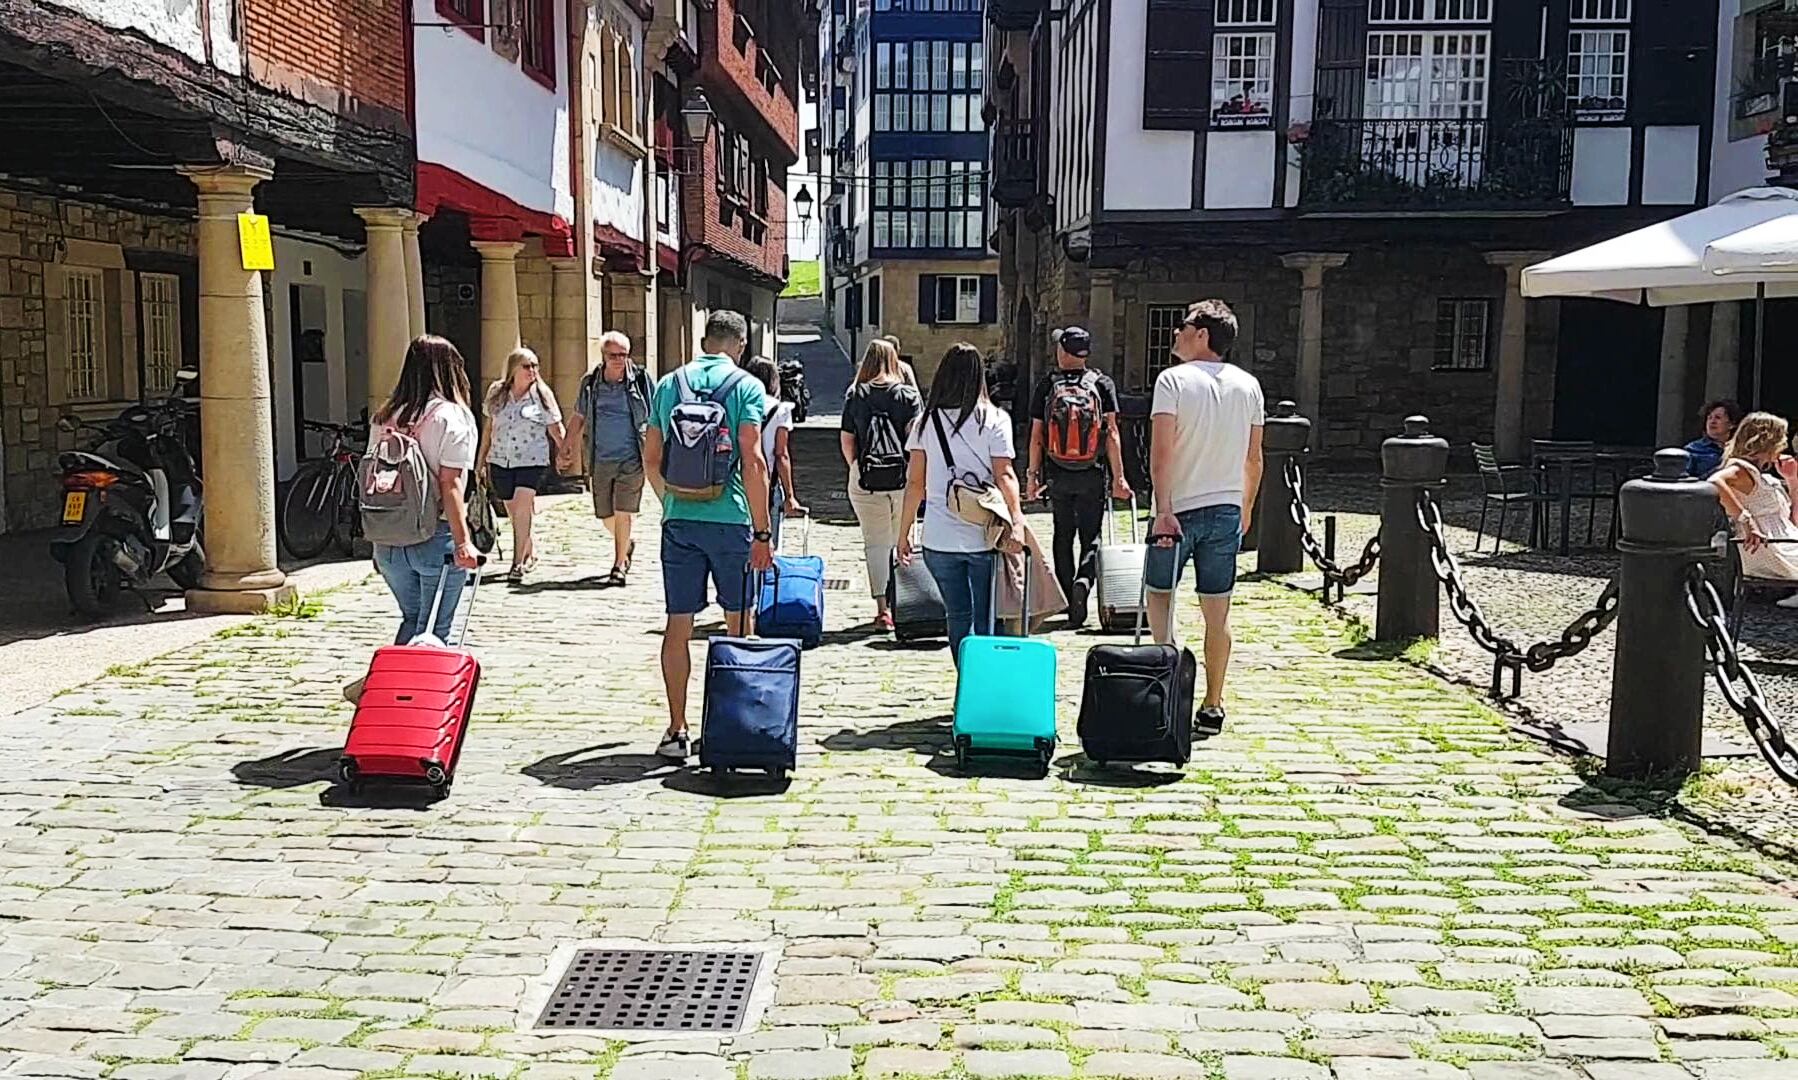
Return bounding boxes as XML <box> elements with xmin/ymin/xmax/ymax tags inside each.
<box><xmin>1521</xmin><ymin>187</ymin><xmax>1798</xmax><ymax>406</ymax></box>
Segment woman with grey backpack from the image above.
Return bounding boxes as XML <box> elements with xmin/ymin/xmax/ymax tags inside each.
<box><xmin>346</xmin><ymin>335</ymin><xmax>481</xmax><ymax>703</ymax></box>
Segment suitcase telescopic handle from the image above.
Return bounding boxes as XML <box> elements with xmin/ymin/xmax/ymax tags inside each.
<box><xmin>1135</xmin><ymin>528</ymin><xmax>1182</xmax><ymax>646</ymax></box>
<box><xmin>741</xmin><ymin>562</ymin><xmax>783</xmax><ymax>638</ymax></box>
<box><xmin>428</xmin><ymin>552</ymin><xmax>487</xmax><ymax>649</ymax></box>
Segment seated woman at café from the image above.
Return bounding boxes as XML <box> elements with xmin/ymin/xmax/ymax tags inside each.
<box><xmin>1686</xmin><ymin>398</ymin><xmax>1743</xmax><ymax>477</ymax></box>
<box><xmin>1711</xmin><ymin>411</ymin><xmax>1798</xmax><ymax>607</ymax></box>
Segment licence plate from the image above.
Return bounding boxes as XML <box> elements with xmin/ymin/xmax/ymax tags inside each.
<box><xmin>61</xmin><ymin>492</ymin><xmax>86</xmax><ymax>524</ymax></box>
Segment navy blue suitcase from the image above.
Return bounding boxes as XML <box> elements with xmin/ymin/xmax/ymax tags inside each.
<box><xmin>700</xmin><ymin>575</ymin><xmax>801</xmax><ymax>778</ymax></box>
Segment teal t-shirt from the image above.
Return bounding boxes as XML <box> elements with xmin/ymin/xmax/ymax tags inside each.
<box><xmin>650</xmin><ymin>353</ymin><xmax>767</xmax><ymax>524</ymax></box>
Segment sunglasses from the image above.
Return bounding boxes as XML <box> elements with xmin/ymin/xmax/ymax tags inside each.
<box><xmin>522</xmin><ymin>362</ymin><xmax>541</xmax><ymax>369</ymax></box>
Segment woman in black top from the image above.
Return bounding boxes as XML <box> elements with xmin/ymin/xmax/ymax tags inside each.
<box><xmin>840</xmin><ymin>339</ymin><xmax>923</xmax><ymax>630</ymax></box>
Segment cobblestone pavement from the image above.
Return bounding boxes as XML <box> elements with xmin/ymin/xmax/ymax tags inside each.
<box><xmin>1282</xmin><ymin>470</ymin><xmax>1798</xmax><ymax>859</ymax></box>
<box><xmin>9</xmin><ymin>443</ymin><xmax>1798</xmax><ymax>1080</ymax></box>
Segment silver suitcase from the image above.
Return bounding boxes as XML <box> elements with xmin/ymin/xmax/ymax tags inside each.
<box><xmin>1095</xmin><ymin>494</ymin><xmax>1148</xmax><ymax>632</ymax></box>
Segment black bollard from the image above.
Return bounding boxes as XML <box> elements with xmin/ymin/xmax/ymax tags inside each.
<box><xmin>1606</xmin><ymin>448</ymin><xmax>1719</xmax><ymax>780</ymax></box>
<box><xmin>1376</xmin><ymin>416</ymin><xmax>1449</xmax><ymax>642</ymax></box>
<box><xmin>1256</xmin><ymin>400</ymin><xmax>1311</xmax><ymax>573</ymax></box>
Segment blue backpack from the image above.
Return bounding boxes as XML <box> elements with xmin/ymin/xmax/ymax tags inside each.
<box><xmin>662</xmin><ymin>367</ymin><xmax>748</xmax><ymax>500</ymax></box>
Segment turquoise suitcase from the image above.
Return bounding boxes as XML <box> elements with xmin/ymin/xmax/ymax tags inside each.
<box><xmin>951</xmin><ymin>550</ymin><xmax>1057</xmax><ymax>777</ymax></box>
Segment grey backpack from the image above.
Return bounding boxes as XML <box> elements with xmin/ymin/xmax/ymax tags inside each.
<box><xmin>661</xmin><ymin>367</ymin><xmax>748</xmax><ymax>501</ymax></box>
<box><xmin>359</xmin><ymin>406</ymin><xmax>442</xmax><ymax>546</ymax></box>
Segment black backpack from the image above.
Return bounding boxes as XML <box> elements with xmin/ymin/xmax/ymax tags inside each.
<box><xmin>856</xmin><ymin>390</ymin><xmax>909</xmax><ymax>492</ymax></box>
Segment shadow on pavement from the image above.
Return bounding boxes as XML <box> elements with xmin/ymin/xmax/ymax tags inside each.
<box><xmin>511</xmin><ymin>575</ymin><xmax>622</xmax><ymax>595</ymax></box>
<box><xmin>1557</xmin><ymin>771</ymin><xmax>1798</xmax><ymax>869</ymax></box>
<box><xmin>1060</xmin><ymin>757</ymin><xmax>1187</xmax><ymax>787</ymax></box>
<box><xmin>662</xmin><ymin>769</ymin><xmax>793</xmax><ymax>798</ymax></box>
<box><xmin>822</xmin><ymin>713</ymin><xmax>953</xmax><ymax>754</ymax></box>
<box><xmin>231</xmin><ymin>746</ymin><xmax>340</xmax><ymax>788</ymax></box>
<box><xmin>317</xmin><ymin>783</ymin><xmax>445</xmax><ymax>811</ymax></box>
<box><xmin>521</xmin><ymin>744</ymin><xmax>660</xmax><ymax>789</ymax></box>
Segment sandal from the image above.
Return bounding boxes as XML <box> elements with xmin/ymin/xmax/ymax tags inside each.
<box><xmin>606</xmin><ymin>566</ymin><xmax>628</xmax><ymax>587</ymax></box>
<box><xmin>507</xmin><ymin>563</ymin><xmax>525</xmax><ymax>583</ymax></box>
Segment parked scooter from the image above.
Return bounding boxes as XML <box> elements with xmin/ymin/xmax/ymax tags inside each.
<box><xmin>51</xmin><ymin>369</ymin><xmax>205</xmax><ymax>616</ymax></box>
<box><xmin>778</xmin><ymin>354</ymin><xmax>811</xmax><ymax>423</ymax></box>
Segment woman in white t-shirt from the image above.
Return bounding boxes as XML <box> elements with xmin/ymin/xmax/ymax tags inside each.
<box><xmin>897</xmin><ymin>343</ymin><xmax>1025</xmax><ymax>664</ymax></box>
<box><xmin>369</xmin><ymin>335</ymin><xmax>482</xmax><ymax>644</ymax></box>
<box><xmin>744</xmin><ymin>355</ymin><xmax>806</xmax><ymax>550</ymax></box>
<box><xmin>476</xmin><ymin>347</ymin><xmax>566</xmax><ymax>583</ymax></box>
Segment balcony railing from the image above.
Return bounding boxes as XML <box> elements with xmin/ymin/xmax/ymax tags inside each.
<box><xmin>991</xmin><ymin>118</ymin><xmax>1035</xmax><ymax>209</ymax></box>
<box><xmin>986</xmin><ymin>0</ymin><xmax>1044</xmax><ymax>31</ymax></box>
<box><xmin>1298</xmin><ymin>116</ymin><xmax>1573</xmax><ymax>214</ymax></box>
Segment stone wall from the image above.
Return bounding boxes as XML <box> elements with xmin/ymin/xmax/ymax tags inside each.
<box><xmin>0</xmin><ymin>186</ymin><xmax>194</xmax><ymax>532</ymax></box>
<box><xmin>1001</xmin><ymin>225</ymin><xmax>1561</xmax><ymax>459</ymax></box>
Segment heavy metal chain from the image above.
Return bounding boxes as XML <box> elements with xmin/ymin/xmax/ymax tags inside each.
<box><xmin>1416</xmin><ymin>488</ymin><xmax>1620</xmax><ymax>698</ymax></box>
<box><xmin>1285</xmin><ymin>458</ymin><xmax>1380</xmax><ymax>588</ymax></box>
<box><xmin>1682</xmin><ymin>564</ymin><xmax>1798</xmax><ymax>786</ymax></box>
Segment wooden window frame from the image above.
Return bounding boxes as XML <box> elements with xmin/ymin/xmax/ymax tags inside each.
<box><xmin>519</xmin><ymin>0</ymin><xmax>556</xmax><ymax>89</ymax></box>
<box><xmin>436</xmin><ymin>0</ymin><xmax>487</xmax><ymax>40</ymax></box>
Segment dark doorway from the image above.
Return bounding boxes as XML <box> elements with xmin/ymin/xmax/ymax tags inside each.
<box><xmin>1739</xmin><ymin>296</ymin><xmax>1798</xmax><ymax>416</ymax></box>
<box><xmin>288</xmin><ymin>284</ymin><xmax>330</xmax><ymax>463</ymax></box>
<box><xmin>1552</xmin><ymin>299</ymin><xmax>1661</xmax><ymax>445</ymax></box>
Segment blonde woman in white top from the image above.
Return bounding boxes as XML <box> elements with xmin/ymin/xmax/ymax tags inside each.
<box><xmin>1712</xmin><ymin>411</ymin><xmax>1798</xmax><ymax>605</ymax></box>
<box><xmin>476</xmin><ymin>347</ymin><xmax>566</xmax><ymax>582</ymax></box>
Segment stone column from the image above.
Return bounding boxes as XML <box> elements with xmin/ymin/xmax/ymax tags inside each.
<box><xmin>403</xmin><ymin>213</ymin><xmax>427</xmax><ymax>338</ymax></box>
<box><xmin>473</xmin><ymin>239</ymin><xmax>524</xmax><ymax>385</ymax></box>
<box><xmin>549</xmin><ymin>257</ymin><xmax>588</xmax><ymax>420</ymax></box>
<box><xmin>179</xmin><ymin>163</ymin><xmax>292</xmax><ymax>613</ymax></box>
<box><xmin>1089</xmin><ymin>272</ymin><xmax>1117</xmax><ymax>380</ymax></box>
<box><xmin>1279</xmin><ymin>252</ymin><xmax>1350</xmax><ymax>426</ymax></box>
<box><xmin>355</xmin><ymin>208</ymin><xmax>413</xmax><ymax>426</ymax></box>
<box><xmin>1706</xmin><ymin>300</ymin><xmax>1741</xmax><ymax>402</ymax></box>
<box><xmin>1485</xmin><ymin>251</ymin><xmax>1550</xmax><ymax>461</ymax></box>
<box><xmin>1655</xmin><ymin>305</ymin><xmax>1691</xmax><ymax>446</ymax></box>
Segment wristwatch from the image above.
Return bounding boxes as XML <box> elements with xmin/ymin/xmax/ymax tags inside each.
<box><xmin>753</xmin><ymin>529</ymin><xmax>772</xmax><ymax>543</ymax></box>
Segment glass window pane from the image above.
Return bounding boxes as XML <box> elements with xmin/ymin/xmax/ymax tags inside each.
<box><xmin>891</xmin><ymin>96</ymin><xmax>908</xmax><ymax>131</ymax></box>
<box><xmin>930</xmin><ymin>160</ymin><xmax>947</xmax><ymax>206</ymax></box>
<box><xmin>876</xmin><ymin>43</ymin><xmax>890</xmax><ymax>88</ymax></box>
<box><xmin>894</xmin><ymin>44</ymin><xmax>909</xmax><ymax>88</ymax></box>
<box><xmin>965</xmin><ymin>210</ymin><xmax>983</xmax><ymax>245</ymax></box>
<box><xmin>929</xmin><ymin>212</ymin><xmax>946</xmax><ymax>247</ymax></box>
<box><xmin>933</xmin><ymin>41</ymin><xmax>949</xmax><ymax>90</ymax></box>
<box><xmin>911</xmin><ymin>211</ymin><xmax>927</xmax><ymax>245</ymax></box>
<box><xmin>950</xmin><ymin>94</ymin><xmax>968</xmax><ymax>131</ymax></box>
<box><xmin>932</xmin><ymin>95</ymin><xmax>948</xmax><ymax>131</ymax></box>
<box><xmin>948</xmin><ymin>212</ymin><xmax>965</xmax><ymax>248</ymax></box>
<box><xmin>953</xmin><ymin>42</ymin><xmax>968</xmax><ymax>89</ymax></box>
<box><xmin>873</xmin><ymin>212</ymin><xmax>890</xmax><ymax>247</ymax></box>
<box><xmin>971</xmin><ymin>42</ymin><xmax>983</xmax><ymax>89</ymax></box>
<box><xmin>913</xmin><ymin>43</ymin><xmax>929</xmax><ymax>88</ymax></box>
<box><xmin>875</xmin><ymin>94</ymin><xmax>890</xmax><ymax>131</ymax></box>
<box><xmin>914</xmin><ymin>94</ymin><xmax>929</xmax><ymax>130</ymax></box>
<box><xmin>891</xmin><ymin>211</ymin><xmax>908</xmax><ymax>247</ymax></box>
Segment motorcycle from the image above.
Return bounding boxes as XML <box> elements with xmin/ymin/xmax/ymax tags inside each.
<box><xmin>778</xmin><ymin>354</ymin><xmax>811</xmax><ymax>423</ymax></box>
<box><xmin>51</xmin><ymin>369</ymin><xmax>205</xmax><ymax>616</ymax></box>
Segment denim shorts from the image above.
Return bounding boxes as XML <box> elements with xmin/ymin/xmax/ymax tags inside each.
<box><xmin>662</xmin><ymin>519</ymin><xmax>754</xmax><ymax>615</ymax></box>
<box><xmin>1145</xmin><ymin>504</ymin><xmax>1243</xmax><ymax>598</ymax></box>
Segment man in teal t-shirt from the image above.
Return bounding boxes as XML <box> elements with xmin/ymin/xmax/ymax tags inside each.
<box><xmin>642</xmin><ymin>309</ymin><xmax>774</xmax><ymax>761</ymax></box>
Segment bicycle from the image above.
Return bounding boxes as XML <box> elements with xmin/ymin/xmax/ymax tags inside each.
<box><xmin>279</xmin><ymin>419</ymin><xmax>368</xmax><ymax>560</ymax></box>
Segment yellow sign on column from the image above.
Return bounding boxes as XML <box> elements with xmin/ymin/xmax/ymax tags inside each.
<box><xmin>237</xmin><ymin>213</ymin><xmax>275</xmax><ymax>271</ymax></box>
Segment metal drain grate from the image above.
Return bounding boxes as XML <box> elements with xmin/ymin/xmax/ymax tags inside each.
<box><xmin>823</xmin><ymin>578</ymin><xmax>852</xmax><ymax>591</ymax></box>
<box><xmin>535</xmin><ymin>948</ymin><xmax>763</xmax><ymax>1033</ymax></box>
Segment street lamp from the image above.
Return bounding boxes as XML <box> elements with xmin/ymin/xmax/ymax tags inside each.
<box><xmin>680</xmin><ymin>87</ymin><xmax>715</xmax><ymax>144</ymax></box>
<box><xmin>794</xmin><ymin>183</ymin><xmax>814</xmax><ymax>238</ymax></box>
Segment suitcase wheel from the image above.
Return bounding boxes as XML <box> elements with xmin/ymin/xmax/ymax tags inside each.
<box><xmin>769</xmin><ymin>765</ymin><xmax>787</xmax><ymax>781</ymax></box>
<box><xmin>1034</xmin><ymin>738</ymin><xmax>1055</xmax><ymax>780</ymax></box>
<box><xmin>953</xmin><ymin>734</ymin><xmax>970</xmax><ymax>772</ymax></box>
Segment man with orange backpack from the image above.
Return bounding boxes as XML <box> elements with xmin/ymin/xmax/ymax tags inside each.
<box><xmin>1025</xmin><ymin>327</ymin><xmax>1131</xmax><ymax>627</ymax></box>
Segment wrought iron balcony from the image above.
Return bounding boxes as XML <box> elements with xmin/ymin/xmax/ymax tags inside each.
<box><xmin>1298</xmin><ymin>116</ymin><xmax>1573</xmax><ymax>215</ymax></box>
<box><xmin>986</xmin><ymin>0</ymin><xmax>1044</xmax><ymax>31</ymax></box>
<box><xmin>991</xmin><ymin>118</ymin><xmax>1036</xmax><ymax>209</ymax></box>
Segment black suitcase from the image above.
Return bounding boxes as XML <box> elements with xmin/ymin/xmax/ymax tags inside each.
<box><xmin>1076</xmin><ymin>529</ymin><xmax>1198</xmax><ymax>767</ymax></box>
<box><xmin>888</xmin><ymin>524</ymin><xmax>947</xmax><ymax>642</ymax></box>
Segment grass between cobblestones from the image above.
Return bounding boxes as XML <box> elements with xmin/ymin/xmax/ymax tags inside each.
<box><xmin>4</xmin><ymin>495</ymin><xmax>1798</xmax><ymax>1079</ymax></box>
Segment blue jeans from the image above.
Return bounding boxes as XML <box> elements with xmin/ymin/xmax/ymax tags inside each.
<box><xmin>1145</xmin><ymin>504</ymin><xmax>1243</xmax><ymax>597</ymax></box>
<box><xmin>374</xmin><ymin>522</ymin><xmax>466</xmax><ymax>644</ymax></box>
<box><xmin>923</xmin><ymin>548</ymin><xmax>997</xmax><ymax>666</ymax></box>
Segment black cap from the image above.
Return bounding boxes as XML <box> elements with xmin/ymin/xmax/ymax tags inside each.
<box><xmin>1055</xmin><ymin>327</ymin><xmax>1091</xmax><ymax>357</ymax></box>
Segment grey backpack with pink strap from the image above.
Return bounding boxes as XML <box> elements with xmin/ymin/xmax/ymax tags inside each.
<box><xmin>359</xmin><ymin>406</ymin><xmax>441</xmax><ymax>546</ymax></box>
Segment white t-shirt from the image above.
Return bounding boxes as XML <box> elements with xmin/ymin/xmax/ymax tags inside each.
<box><xmin>905</xmin><ymin>403</ymin><xmax>1016</xmax><ymax>553</ymax></box>
<box><xmin>379</xmin><ymin>396</ymin><xmax>478</xmax><ymax>518</ymax></box>
<box><xmin>1150</xmin><ymin>360</ymin><xmax>1265</xmax><ymax>514</ymax></box>
<box><xmin>761</xmin><ymin>397</ymin><xmax>794</xmax><ymax>483</ymax></box>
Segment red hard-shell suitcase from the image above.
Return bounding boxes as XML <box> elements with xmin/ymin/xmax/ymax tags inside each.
<box><xmin>340</xmin><ymin>556</ymin><xmax>482</xmax><ymax>797</ymax></box>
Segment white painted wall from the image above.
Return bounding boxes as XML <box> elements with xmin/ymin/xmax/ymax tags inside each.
<box><xmin>1102</xmin><ymin>0</ymin><xmax>1195</xmax><ymax>211</ymax></box>
<box><xmin>268</xmin><ymin>235</ymin><xmax>367</xmax><ymax>480</ymax></box>
<box><xmin>1642</xmin><ymin>126</ymin><xmax>1701</xmax><ymax>206</ymax></box>
<box><xmin>790</xmin><ymin>87</ymin><xmax>822</xmax><ymax>262</ymax></box>
<box><xmin>1284</xmin><ymin>0</ymin><xmax>1320</xmax><ymax>207</ymax></box>
<box><xmin>413</xmin><ymin>0</ymin><xmax>575</xmax><ymax>221</ymax></box>
<box><xmin>1571</xmin><ymin>127</ymin><xmax>1631</xmax><ymax>206</ymax></box>
<box><xmin>591</xmin><ymin>10</ymin><xmax>649</xmax><ymax>245</ymax></box>
<box><xmin>50</xmin><ymin>0</ymin><xmax>239</xmax><ymax>72</ymax></box>
<box><xmin>1204</xmin><ymin>132</ymin><xmax>1276</xmax><ymax>209</ymax></box>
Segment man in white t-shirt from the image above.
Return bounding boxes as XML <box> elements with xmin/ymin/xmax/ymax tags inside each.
<box><xmin>1143</xmin><ymin>299</ymin><xmax>1265</xmax><ymax>736</ymax></box>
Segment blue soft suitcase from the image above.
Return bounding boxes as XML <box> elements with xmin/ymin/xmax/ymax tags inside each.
<box><xmin>756</xmin><ymin>515</ymin><xmax>825</xmax><ymax>648</ymax></box>
<box><xmin>951</xmin><ymin>549</ymin><xmax>1058</xmax><ymax>778</ymax></box>
<box><xmin>701</xmin><ymin>575</ymin><xmax>801</xmax><ymax>779</ymax></box>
